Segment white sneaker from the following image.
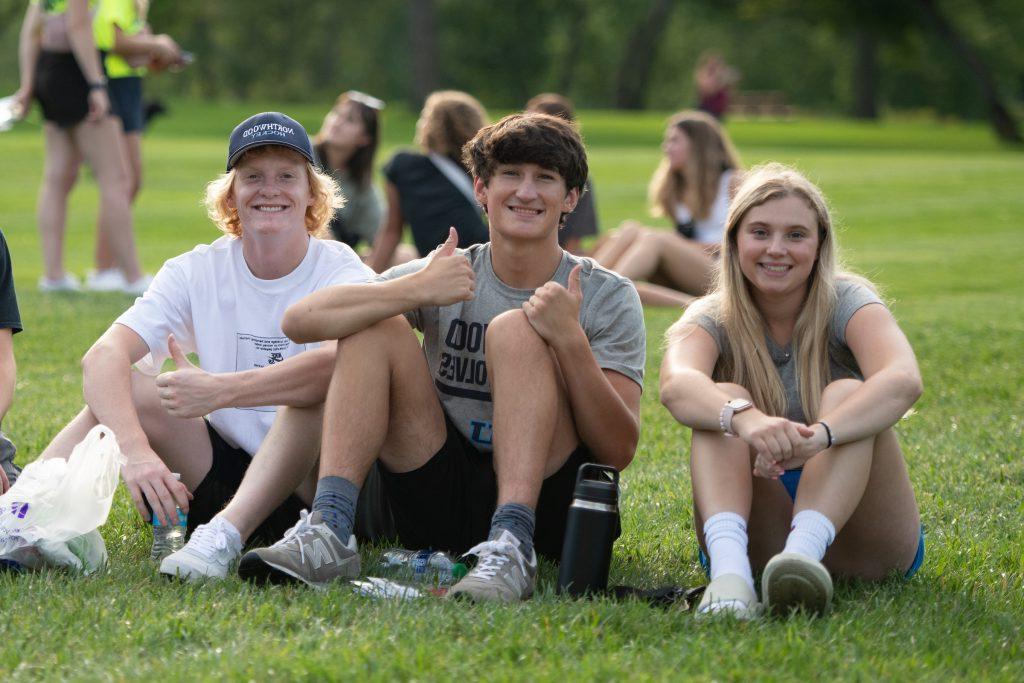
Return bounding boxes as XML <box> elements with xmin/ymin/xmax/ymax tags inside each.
<box><xmin>85</xmin><ymin>268</ymin><xmax>127</xmax><ymax>292</ymax></box>
<box><xmin>121</xmin><ymin>274</ymin><xmax>154</xmax><ymax>296</ymax></box>
<box><xmin>696</xmin><ymin>573</ymin><xmax>764</xmax><ymax>620</ymax></box>
<box><xmin>38</xmin><ymin>273</ymin><xmax>81</xmax><ymax>292</ymax></box>
<box><xmin>447</xmin><ymin>530</ymin><xmax>537</xmax><ymax>602</ymax></box>
<box><xmin>160</xmin><ymin>517</ymin><xmax>243</xmax><ymax>581</ymax></box>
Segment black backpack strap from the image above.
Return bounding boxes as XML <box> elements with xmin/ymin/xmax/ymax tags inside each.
<box><xmin>608</xmin><ymin>584</ymin><xmax>706</xmax><ymax>610</ymax></box>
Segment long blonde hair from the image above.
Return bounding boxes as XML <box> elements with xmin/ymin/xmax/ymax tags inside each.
<box><xmin>649</xmin><ymin>110</ymin><xmax>741</xmax><ymax>221</ymax></box>
<box><xmin>669</xmin><ymin>163</ymin><xmax>875</xmax><ymax>422</ymax></box>
<box><xmin>203</xmin><ymin>147</ymin><xmax>342</xmax><ymax>239</ymax></box>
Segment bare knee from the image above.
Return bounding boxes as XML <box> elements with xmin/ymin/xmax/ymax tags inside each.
<box><xmin>337</xmin><ymin>316</ymin><xmax>413</xmax><ymax>354</ymax></box>
<box><xmin>129</xmin><ymin>370</ymin><xmax>164</xmax><ymax>422</ymax></box>
<box><xmin>820</xmin><ymin>378</ymin><xmax>863</xmax><ymax>413</ymax></box>
<box><xmin>43</xmin><ymin>165</ymin><xmax>79</xmax><ymax>195</ymax></box>
<box><xmin>485</xmin><ymin>309</ymin><xmax>547</xmax><ymax>360</ymax></box>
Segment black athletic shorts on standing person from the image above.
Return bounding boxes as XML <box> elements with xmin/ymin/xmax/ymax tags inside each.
<box><xmin>33</xmin><ymin>50</ymin><xmax>92</xmax><ymax>128</ymax></box>
<box><xmin>107</xmin><ymin>76</ymin><xmax>144</xmax><ymax>133</ymax></box>
<box><xmin>378</xmin><ymin>414</ymin><xmax>591</xmax><ymax>560</ymax></box>
<box><xmin>186</xmin><ymin>420</ymin><xmax>307</xmax><ymax>547</ymax></box>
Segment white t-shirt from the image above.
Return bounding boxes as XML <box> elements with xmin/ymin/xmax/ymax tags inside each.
<box><xmin>674</xmin><ymin>169</ymin><xmax>734</xmax><ymax>245</ymax></box>
<box><xmin>116</xmin><ymin>235</ymin><xmax>372</xmax><ymax>455</ymax></box>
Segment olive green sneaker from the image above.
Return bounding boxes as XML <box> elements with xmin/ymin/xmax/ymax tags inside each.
<box><xmin>237</xmin><ymin>510</ymin><xmax>359</xmax><ymax>589</ymax></box>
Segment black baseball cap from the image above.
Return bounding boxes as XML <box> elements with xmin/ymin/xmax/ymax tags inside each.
<box><xmin>226</xmin><ymin>112</ymin><xmax>315</xmax><ymax>171</ymax></box>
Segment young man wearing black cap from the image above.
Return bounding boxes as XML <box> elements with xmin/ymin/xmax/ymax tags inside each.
<box><xmin>30</xmin><ymin>113</ymin><xmax>371</xmax><ymax>577</ymax></box>
<box><xmin>238</xmin><ymin>113</ymin><xmax>646</xmax><ymax>602</ymax></box>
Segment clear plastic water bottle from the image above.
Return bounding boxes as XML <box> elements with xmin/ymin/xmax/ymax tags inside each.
<box><xmin>379</xmin><ymin>549</ymin><xmax>467</xmax><ymax>585</ymax></box>
<box><xmin>149</xmin><ymin>473</ymin><xmax>187</xmax><ymax>562</ymax></box>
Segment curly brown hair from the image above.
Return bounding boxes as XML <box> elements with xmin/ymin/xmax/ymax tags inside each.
<box><xmin>462</xmin><ymin>113</ymin><xmax>588</xmax><ymax>194</ymax></box>
<box><xmin>415</xmin><ymin>90</ymin><xmax>488</xmax><ymax>163</ymax></box>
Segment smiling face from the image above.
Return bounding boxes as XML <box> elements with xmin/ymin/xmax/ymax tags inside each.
<box><xmin>474</xmin><ymin>162</ymin><xmax>579</xmax><ymax>243</ymax></box>
<box><xmin>227</xmin><ymin>147</ymin><xmax>313</xmax><ymax>239</ymax></box>
<box><xmin>736</xmin><ymin>193</ymin><xmax>821</xmax><ymax>302</ymax></box>
<box><xmin>662</xmin><ymin>125</ymin><xmax>691</xmax><ymax>171</ymax></box>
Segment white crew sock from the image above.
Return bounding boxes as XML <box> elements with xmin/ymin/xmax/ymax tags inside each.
<box><xmin>703</xmin><ymin>511</ymin><xmax>754</xmax><ymax>592</ymax></box>
<box><xmin>783</xmin><ymin>509</ymin><xmax>836</xmax><ymax>562</ymax></box>
<box><xmin>210</xmin><ymin>515</ymin><xmax>243</xmax><ymax>549</ymax></box>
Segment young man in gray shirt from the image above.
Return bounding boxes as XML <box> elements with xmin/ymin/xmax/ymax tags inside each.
<box><xmin>238</xmin><ymin>112</ymin><xmax>646</xmax><ymax>601</ymax></box>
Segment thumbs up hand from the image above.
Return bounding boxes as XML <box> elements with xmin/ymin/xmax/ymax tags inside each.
<box><xmin>155</xmin><ymin>334</ymin><xmax>221</xmax><ymax>418</ymax></box>
<box><xmin>412</xmin><ymin>227</ymin><xmax>475</xmax><ymax>306</ymax></box>
<box><xmin>522</xmin><ymin>264</ymin><xmax>585</xmax><ymax>348</ymax></box>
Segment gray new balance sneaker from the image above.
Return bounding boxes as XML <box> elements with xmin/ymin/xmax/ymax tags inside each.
<box><xmin>447</xmin><ymin>530</ymin><xmax>537</xmax><ymax>603</ymax></box>
<box><xmin>237</xmin><ymin>510</ymin><xmax>359</xmax><ymax>589</ymax></box>
<box><xmin>160</xmin><ymin>516</ymin><xmax>243</xmax><ymax>582</ymax></box>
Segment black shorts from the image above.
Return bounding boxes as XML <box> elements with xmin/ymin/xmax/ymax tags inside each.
<box><xmin>108</xmin><ymin>76</ymin><xmax>143</xmax><ymax>133</ymax></box>
<box><xmin>33</xmin><ymin>50</ymin><xmax>91</xmax><ymax>128</ymax></box>
<box><xmin>187</xmin><ymin>421</ymin><xmax>307</xmax><ymax>547</ymax></box>
<box><xmin>378</xmin><ymin>415</ymin><xmax>590</xmax><ymax>560</ymax></box>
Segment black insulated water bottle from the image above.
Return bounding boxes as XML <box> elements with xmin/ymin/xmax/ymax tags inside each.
<box><xmin>557</xmin><ymin>463</ymin><xmax>621</xmax><ymax>597</ymax></box>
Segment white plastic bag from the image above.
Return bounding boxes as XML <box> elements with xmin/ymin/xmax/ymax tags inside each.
<box><xmin>0</xmin><ymin>425</ymin><xmax>125</xmax><ymax>573</ymax></box>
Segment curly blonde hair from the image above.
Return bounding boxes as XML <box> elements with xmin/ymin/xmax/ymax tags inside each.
<box><xmin>203</xmin><ymin>147</ymin><xmax>342</xmax><ymax>239</ymax></box>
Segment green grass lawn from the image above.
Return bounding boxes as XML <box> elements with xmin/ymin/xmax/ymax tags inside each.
<box><xmin>1</xmin><ymin>102</ymin><xmax>1022</xmax><ymax>681</ymax></box>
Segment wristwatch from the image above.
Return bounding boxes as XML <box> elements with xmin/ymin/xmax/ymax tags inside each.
<box><xmin>720</xmin><ymin>398</ymin><xmax>753</xmax><ymax>437</ymax></box>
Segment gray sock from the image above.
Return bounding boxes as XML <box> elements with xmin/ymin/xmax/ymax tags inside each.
<box><xmin>312</xmin><ymin>476</ymin><xmax>360</xmax><ymax>542</ymax></box>
<box><xmin>488</xmin><ymin>503</ymin><xmax>536</xmax><ymax>556</ymax></box>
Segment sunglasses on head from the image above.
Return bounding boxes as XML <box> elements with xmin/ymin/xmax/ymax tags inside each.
<box><xmin>346</xmin><ymin>91</ymin><xmax>386</xmax><ymax>111</ymax></box>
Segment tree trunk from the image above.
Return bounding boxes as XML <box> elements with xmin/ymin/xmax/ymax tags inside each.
<box><xmin>852</xmin><ymin>29</ymin><xmax>878</xmax><ymax>120</ymax></box>
<box><xmin>614</xmin><ymin>0</ymin><xmax>677</xmax><ymax>110</ymax></box>
<box><xmin>557</xmin><ymin>4</ymin><xmax>589</xmax><ymax>96</ymax></box>
<box><xmin>915</xmin><ymin>0</ymin><xmax>1021</xmax><ymax>143</ymax></box>
<box><xmin>409</xmin><ymin>0</ymin><xmax>440</xmax><ymax>107</ymax></box>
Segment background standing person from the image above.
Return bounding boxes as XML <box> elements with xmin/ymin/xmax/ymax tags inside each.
<box><xmin>594</xmin><ymin>110</ymin><xmax>742</xmax><ymax>307</ymax></box>
<box><xmin>87</xmin><ymin>0</ymin><xmax>185</xmax><ymax>291</ymax></box>
<box><xmin>659</xmin><ymin>164</ymin><xmax>924</xmax><ymax>618</ymax></box>
<box><xmin>524</xmin><ymin>93</ymin><xmax>599</xmax><ymax>255</ymax></box>
<box><xmin>367</xmin><ymin>90</ymin><xmax>489</xmax><ymax>273</ymax></box>
<box><xmin>0</xmin><ymin>229</ymin><xmax>22</xmax><ymax>493</ymax></box>
<box><xmin>695</xmin><ymin>51</ymin><xmax>739</xmax><ymax>121</ymax></box>
<box><xmin>312</xmin><ymin>91</ymin><xmax>393</xmax><ymax>254</ymax></box>
<box><xmin>10</xmin><ymin>0</ymin><xmax>147</xmax><ymax>293</ymax></box>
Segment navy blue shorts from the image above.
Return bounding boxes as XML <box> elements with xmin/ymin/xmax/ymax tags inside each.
<box><xmin>108</xmin><ymin>76</ymin><xmax>144</xmax><ymax>133</ymax></box>
<box><xmin>699</xmin><ymin>467</ymin><xmax>925</xmax><ymax>579</ymax></box>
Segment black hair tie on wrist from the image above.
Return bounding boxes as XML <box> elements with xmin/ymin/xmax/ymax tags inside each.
<box><xmin>817</xmin><ymin>420</ymin><xmax>834</xmax><ymax>448</ymax></box>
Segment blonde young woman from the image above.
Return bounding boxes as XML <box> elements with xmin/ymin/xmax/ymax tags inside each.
<box><xmin>595</xmin><ymin>110</ymin><xmax>741</xmax><ymax>307</ymax></box>
<box><xmin>368</xmin><ymin>90</ymin><xmax>488</xmax><ymax>273</ymax></box>
<box><xmin>659</xmin><ymin>164</ymin><xmax>924</xmax><ymax>618</ymax></box>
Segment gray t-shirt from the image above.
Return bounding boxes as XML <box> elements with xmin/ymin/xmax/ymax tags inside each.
<box><xmin>694</xmin><ymin>278</ymin><xmax>882</xmax><ymax>424</ymax></box>
<box><xmin>376</xmin><ymin>242</ymin><xmax>646</xmax><ymax>452</ymax></box>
